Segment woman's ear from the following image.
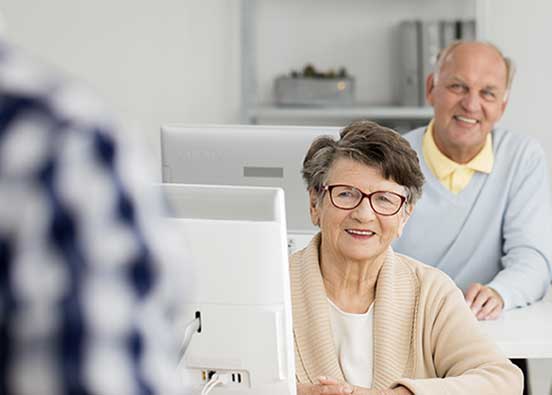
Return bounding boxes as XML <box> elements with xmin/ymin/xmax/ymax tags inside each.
<box><xmin>397</xmin><ymin>203</ymin><xmax>414</xmax><ymax>238</ymax></box>
<box><xmin>309</xmin><ymin>190</ymin><xmax>320</xmax><ymax>227</ymax></box>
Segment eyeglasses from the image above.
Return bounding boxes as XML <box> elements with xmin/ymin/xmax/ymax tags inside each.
<box><xmin>323</xmin><ymin>184</ymin><xmax>407</xmax><ymax>216</ymax></box>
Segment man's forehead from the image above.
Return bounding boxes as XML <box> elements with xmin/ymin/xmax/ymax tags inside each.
<box><xmin>440</xmin><ymin>44</ymin><xmax>508</xmax><ymax>87</ymax></box>
<box><xmin>444</xmin><ymin>44</ymin><xmax>506</xmax><ymax>71</ymax></box>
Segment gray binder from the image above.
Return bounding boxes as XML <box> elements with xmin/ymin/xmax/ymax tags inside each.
<box><xmin>460</xmin><ymin>20</ymin><xmax>476</xmax><ymax>40</ymax></box>
<box><xmin>440</xmin><ymin>20</ymin><xmax>457</xmax><ymax>49</ymax></box>
<box><xmin>398</xmin><ymin>20</ymin><xmax>421</xmax><ymax>106</ymax></box>
<box><xmin>398</xmin><ymin>19</ymin><xmax>476</xmax><ymax>107</ymax></box>
<box><xmin>420</xmin><ymin>20</ymin><xmax>441</xmax><ymax>105</ymax></box>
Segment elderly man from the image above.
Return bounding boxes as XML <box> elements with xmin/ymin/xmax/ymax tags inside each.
<box><xmin>393</xmin><ymin>41</ymin><xmax>552</xmax><ymax>394</ymax></box>
<box><xmin>394</xmin><ymin>40</ymin><xmax>552</xmax><ymax>321</ymax></box>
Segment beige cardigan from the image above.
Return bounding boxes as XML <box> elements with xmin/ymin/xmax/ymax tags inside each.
<box><xmin>291</xmin><ymin>234</ymin><xmax>522</xmax><ymax>394</ymax></box>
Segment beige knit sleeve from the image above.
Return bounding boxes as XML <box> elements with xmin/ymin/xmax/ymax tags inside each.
<box><xmin>394</xmin><ymin>274</ymin><xmax>523</xmax><ymax>395</ymax></box>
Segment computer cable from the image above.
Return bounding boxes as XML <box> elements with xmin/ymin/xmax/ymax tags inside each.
<box><xmin>179</xmin><ymin>316</ymin><xmax>201</xmax><ymax>359</ymax></box>
<box><xmin>201</xmin><ymin>372</ymin><xmax>232</xmax><ymax>395</ymax></box>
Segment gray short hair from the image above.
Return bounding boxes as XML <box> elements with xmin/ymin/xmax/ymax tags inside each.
<box><xmin>433</xmin><ymin>40</ymin><xmax>515</xmax><ymax>102</ymax></box>
<box><xmin>302</xmin><ymin>120</ymin><xmax>425</xmax><ymax>205</ymax></box>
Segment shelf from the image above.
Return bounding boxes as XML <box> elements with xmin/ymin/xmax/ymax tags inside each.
<box><xmin>240</xmin><ymin>1</ymin><xmax>474</xmax><ymax>126</ymax></box>
<box><xmin>249</xmin><ymin>104</ymin><xmax>434</xmax><ymax>122</ymax></box>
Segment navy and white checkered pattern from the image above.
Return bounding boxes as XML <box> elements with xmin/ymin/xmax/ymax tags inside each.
<box><xmin>0</xmin><ymin>40</ymin><xmax>187</xmax><ymax>395</ymax></box>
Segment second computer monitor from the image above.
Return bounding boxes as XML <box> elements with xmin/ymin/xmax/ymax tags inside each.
<box><xmin>160</xmin><ymin>124</ymin><xmax>341</xmax><ymax>234</ymax></box>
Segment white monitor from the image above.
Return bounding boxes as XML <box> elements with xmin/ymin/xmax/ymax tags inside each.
<box><xmin>161</xmin><ymin>183</ymin><xmax>296</xmax><ymax>395</ymax></box>
<box><xmin>160</xmin><ymin>124</ymin><xmax>340</xmax><ymax>235</ymax></box>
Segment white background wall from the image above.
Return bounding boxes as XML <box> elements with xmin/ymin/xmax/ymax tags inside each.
<box><xmin>2</xmin><ymin>1</ymin><xmax>552</xmax><ymax>168</ymax></box>
<box><xmin>1</xmin><ymin>0</ymin><xmax>474</xmax><ymax>168</ymax></box>
<box><xmin>1</xmin><ymin>0</ymin><xmax>242</xmax><ymax>169</ymax></box>
<box><xmin>480</xmin><ymin>0</ymin><xmax>552</xmax><ymax>176</ymax></box>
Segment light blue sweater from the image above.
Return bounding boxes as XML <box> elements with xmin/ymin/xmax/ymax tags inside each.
<box><xmin>394</xmin><ymin>126</ymin><xmax>552</xmax><ymax>310</ymax></box>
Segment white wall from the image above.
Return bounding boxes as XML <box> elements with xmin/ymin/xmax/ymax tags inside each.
<box><xmin>1</xmin><ymin>0</ymin><xmax>475</xmax><ymax>167</ymax></box>
<box><xmin>3</xmin><ymin>1</ymin><xmax>552</xmax><ymax>164</ymax></box>
<box><xmin>480</xmin><ymin>0</ymin><xmax>552</xmax><ymax>174</ymax></box>
<box><xmin>1</xmin><ymin>0</ymin><xmax>242</xmax><ymax>168</ymax></box>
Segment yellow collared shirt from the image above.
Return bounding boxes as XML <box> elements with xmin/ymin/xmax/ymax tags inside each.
<box><xmin>422</xmin><ymin>120</ymin><xmax>494</xmax><ymax>194</ymax></box>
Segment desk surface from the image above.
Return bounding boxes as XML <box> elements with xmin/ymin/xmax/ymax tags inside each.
<box><xmin>479</xmin><ymin>296</ymin><xmax>552</xmax><ymax>359</ymax></box>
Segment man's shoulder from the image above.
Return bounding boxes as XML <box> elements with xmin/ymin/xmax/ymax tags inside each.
<box><xmin>494</xmin><ymin>127</ymin><xmax>542</xmax><ymax>149</ymax></box>
<box><xmin>401</xmin><ymin>126</ymin><xmax>426</xmax><ymax>152</ymax></box>
<box><xmin>402</xmin><ymin>126</ymin><xmax>426</xmax><ymax>140</ymax></box>
<box><xmin>493</xmin><ymin>128</ymin><xmax>546</xmax><ymax>161</ymax></box>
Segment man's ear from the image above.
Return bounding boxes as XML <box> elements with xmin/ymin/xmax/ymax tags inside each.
<box><xmin>397</xmin><ymin>203</ymin><xmax>414</xmax><ymax>238</ymax></box>
<box><xmin>309</xmin><ymin>190</ymin><xmax>320</xmax><ymax>227</ymax></box>
<box><xmin>499</xmin><ymin>96</ymin><xmax>509</xmax><ymax>118</ymax></box>
<box><xmin>425</xmin><ymin>73</ymin><xmax>436</xmax><ymax>106</ymax></box>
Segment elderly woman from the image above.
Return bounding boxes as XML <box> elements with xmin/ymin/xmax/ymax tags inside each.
<box><xmin>292</xmin><ymin>121</ymin><xmax>522</xmax><ymax>395</ymax></box>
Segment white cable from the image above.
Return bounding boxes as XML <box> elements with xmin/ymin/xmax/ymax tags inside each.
<box><xmin>203</xmin><ymin>380</ymin><xmax>220</xmax><ymax>395</ymax></box>
<box><xmin>201</xmin><ymin>373</ymin><xmax>223</xmax><ymax>395</ymax></box>
<box><xmin>179</xmin><ymin>316</ymin><xmax>201</xmax><ymax>359</ymax></box>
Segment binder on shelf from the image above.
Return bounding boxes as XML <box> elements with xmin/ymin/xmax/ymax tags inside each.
<box><xmin>440</xmin><ymin>20</ymin><xmax>457</xmax><ymax>49</ymax></box>
<box><xmin>420</xmin><ymin>20</ymin><xmax>440</xmax><ymax>105</ymax></box>
<box><xmin>398</xmin><ymin>19</ymin><xmax>476</xmax><ymax>107</ymax></box>
<box><xmin>460</xmin><ymin>20</ymin><xmax>476</xmax><ymax>40</ymax></box>
<box><xmin>398</xmin><ymin>21</ymin><xmax>421</xmax><ymax>106</ymax></box>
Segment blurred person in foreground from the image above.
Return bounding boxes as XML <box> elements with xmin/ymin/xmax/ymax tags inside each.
<box><xmin>292</xmin><ymin>120</ymin><xmax>522</xmax><ymax>395</ymax></box>
<box><xmin>394</xmin><ymin>41</ymin><xmax>552</xmax><ymax>321</ymax></box>
<box><xmin>0</xmin><ymin>29</ymin><xmax>189</xmax><ymax>394</ymax></box>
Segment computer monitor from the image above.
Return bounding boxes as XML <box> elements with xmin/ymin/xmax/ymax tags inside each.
<box><xmin>160</xmin><ymin>124</ymin><xmax>340</xmax><ymax>235</ymax></box>
<box><xmin>161</xmin><ymin>183</ymin><xmax>296</xmax><ymax>395</ymax></box>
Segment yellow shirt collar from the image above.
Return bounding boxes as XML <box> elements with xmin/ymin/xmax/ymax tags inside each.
<box><xmin>422</xmin><ymin>120</ymin><xmax>494</xmax><ymax>178</ymax></box>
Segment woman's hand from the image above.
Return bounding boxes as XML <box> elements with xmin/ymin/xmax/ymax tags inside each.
<box><xmin>297</xmin><ymin>377</ymin><xmax>414</xmax><ymax>395</ymax></box>
<box><xmin>297</xmin><ymin>376</ymin><xmax>353</xmax><ymax>395</ymax></box>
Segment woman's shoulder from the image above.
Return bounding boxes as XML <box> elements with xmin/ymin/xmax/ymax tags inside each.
<box><xmin>393</xmin><ymin>252</ymin><xmax>459</xmax><ymax>296</ymax></box>
<box><xmin>290</xmin><ymin>234</ymin><xmax>321</xmax><ymax>266</ymax></box>
<box><xmin>393</xmin><ymin>252</ymin><xmax>468</xmax><ymax>323</ymax></box>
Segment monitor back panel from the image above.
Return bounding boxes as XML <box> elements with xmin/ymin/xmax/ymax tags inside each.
<box><xmin>161</xmin><ymin>124</ymin><xmax>340</xmax><ymax>234</ymax></box>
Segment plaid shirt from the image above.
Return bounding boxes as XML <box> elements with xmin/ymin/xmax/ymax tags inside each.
<box><xmin>0</xmin><ymin>40</ymin><xmax>187</xmax><ymax>395</ymax></box>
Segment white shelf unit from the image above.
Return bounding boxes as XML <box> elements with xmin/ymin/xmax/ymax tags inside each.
<box><xmin>247</xmin><ymin>105</ymin><xmax>433</xmax><ymax>131</ymax></box>
<box><xmin>240</xmin><ymin>0</ymin><xmax>476</xmax><ymax>128</ymax></box>
<box><xmin>250</xmin><ymin>104</ymin><xmax>434</xmax><ymax>121</ymax></box>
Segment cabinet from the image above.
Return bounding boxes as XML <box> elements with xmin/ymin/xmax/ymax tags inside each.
<box><xmin>240</xmin><ymin>0</ymin><xmax>477</xmax><ymax>130</ymax></box>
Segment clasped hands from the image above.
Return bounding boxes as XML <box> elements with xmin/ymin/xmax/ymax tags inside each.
<box><xmin>464</xmin><ymin>283</ymin><xmax>504</xmax><ymax>320</ymax></box>
<box><xmin>297</xmin><ymin>377</ymin><xmax>412</xmax><ymax>395</ymax></box>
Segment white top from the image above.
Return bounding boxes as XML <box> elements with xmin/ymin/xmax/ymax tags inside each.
<box><xmin>328</xmin><ymin>299</ymin><xmax>374</xmax><ymax>388</ymax></box>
